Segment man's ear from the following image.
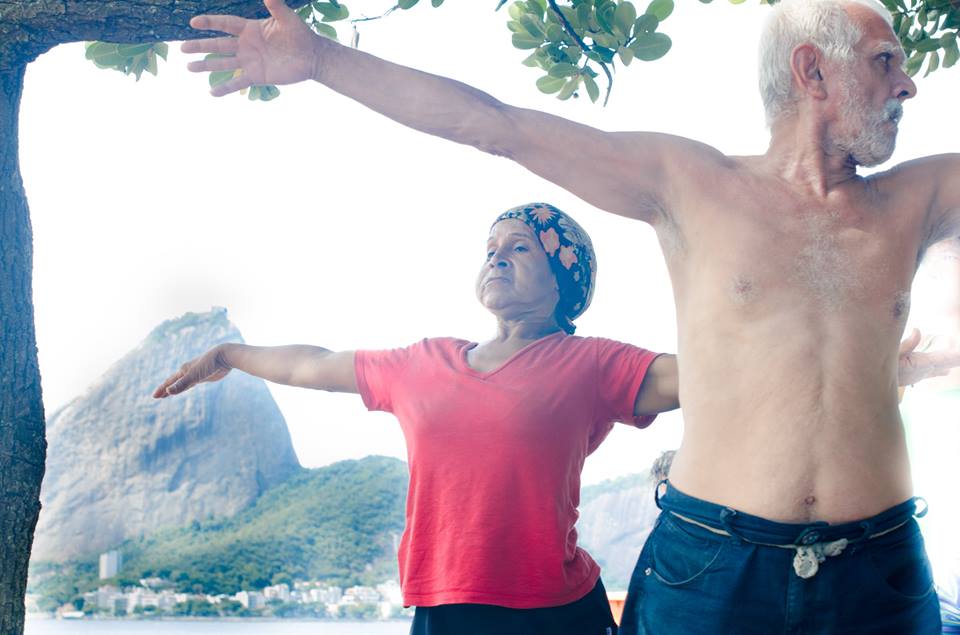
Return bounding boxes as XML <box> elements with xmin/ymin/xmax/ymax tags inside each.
<box><xmin>791</xmin><ymin>44</ymin><xmax>828</xmax><ymax>100</ymax></box>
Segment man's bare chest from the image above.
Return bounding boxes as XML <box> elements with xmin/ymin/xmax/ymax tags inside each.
<box><xmin>662</xmin><ymin>201</ymin><xmax>919</xmax><ymax>320</ymax></box>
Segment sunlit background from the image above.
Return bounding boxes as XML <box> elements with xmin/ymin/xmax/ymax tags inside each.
<box><xmin>19</xmin><ymin>0</ymin><xmax>958</xmax><ymax>589</ymax></box>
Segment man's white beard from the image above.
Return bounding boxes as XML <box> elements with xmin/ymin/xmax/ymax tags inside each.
<box><xmin>833</xmin><ymin>74</ymin><xmax>902</xmax><ymax>167</ymax></box>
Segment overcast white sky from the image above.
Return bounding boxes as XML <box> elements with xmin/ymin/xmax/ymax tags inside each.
<box><xmin>19</xmin><ymin>0</ymin><xmax>959</xmax><ymax>485</ymax></box>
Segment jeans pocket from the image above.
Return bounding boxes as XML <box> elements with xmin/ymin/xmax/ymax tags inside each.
<box><xmin>648</xmin><ymin>513</ymin><xmax>727</xmax><ymax>587</ymax></box>
<box><xmin>866</xmin><ymin>522</ymin><xmax>936</xmax><ymax>602</ymax></box>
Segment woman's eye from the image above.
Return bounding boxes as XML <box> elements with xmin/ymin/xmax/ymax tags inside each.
<box><xmin>486</xmin><ymin>251</ymin><xmax>495</xmax><ymax>259</ymax></box>
<box><xmin>515</xmin><ymin>245</ymin><xmax>529</xmax><ymax>252</ymax></box>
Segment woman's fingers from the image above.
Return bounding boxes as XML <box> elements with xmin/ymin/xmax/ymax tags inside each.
<box><xmin>899</xmin><ymin>328</ymin><xmax>921</xmax><ymax>355</ymax></box>
<box><xmin>153</xmin><ymin>370</ymin><xmax>185</xmax><ymax>398</ymax></box>
<box><xmin>181</xmin><ymin>36</ymin><xmax>239</xmax><ymax>56</ymax></box>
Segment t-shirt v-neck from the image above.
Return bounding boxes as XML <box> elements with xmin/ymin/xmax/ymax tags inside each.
<box><xmin>459</xmin><ymin>330</ymin><xmax>566</xmax><ymax>378</ymax></box>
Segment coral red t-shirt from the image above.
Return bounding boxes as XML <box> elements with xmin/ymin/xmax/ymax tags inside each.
<box><xmin>354</xmin><ymin>332</ymin><xmax>660</xmax><ymax>609</ymax></box>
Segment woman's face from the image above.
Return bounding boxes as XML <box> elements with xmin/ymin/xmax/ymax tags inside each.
<box><xmin>476</xmin><ymin>219</ymin><xmax>559</xmax><ymax>320</ymax></box>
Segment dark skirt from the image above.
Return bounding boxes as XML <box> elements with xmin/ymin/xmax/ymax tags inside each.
<box><xmin>410</xmin><ymin>578</ymin><xmax>618</xmax><ymax>635</ymax></box>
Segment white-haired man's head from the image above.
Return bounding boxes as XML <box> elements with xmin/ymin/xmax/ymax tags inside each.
<box><xmin>758</xmin><ymin>0</ymin><xmax>893</xmax><ymax>126</ymax></box>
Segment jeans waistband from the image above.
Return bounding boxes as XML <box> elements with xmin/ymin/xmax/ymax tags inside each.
<box><xmin>656</xmin><ymin>480</ymin><xmax>926</xmax><ymax>547</ymax></box>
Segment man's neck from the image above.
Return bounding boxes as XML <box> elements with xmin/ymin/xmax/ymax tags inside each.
<box><xmin>765</xmin><ymin>116</ymin><xmax>860</xmax><ymax>198</ymax></box>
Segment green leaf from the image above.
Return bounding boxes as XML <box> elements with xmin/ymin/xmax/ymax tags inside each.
<box><xmin>431</xmin><ymin>0</ymin><xmax>444</xmax><ymax>6</ymax></box>
<box><xmin>557</xmin><ymin>76</ymin><xmax>581</xmax><ymax>100</ymax></box>
<box><xmin>508</xmin><ymin>2</ymin><xmax>525</xmax><ymax>20</ymax></box>
<box><xmin>615</xmin><ymin>2</ymin><xmax>638</xmax><ymax>36</ymax></box>
<box><xmin>521</xmin><ymin>51</ymin><xmax>542</xmax><ymax>67</ymax></box>
<box><xmin>249</xmin><ymin>85</ymin><xmax>281</xmax><ymax>101</ymax></box>
<box><xmin>924</xmin><ymin>49</ymin><xmax>940</xmax><ymax>76</ymax></box>
<box><xmin>596</xmin><ymin>1</ymin><xmax>616</xmax><ymax>34</ymax></box>
<box><xmin>519</xmin><ymin>14</ymin><xmax>545</xmax><ymax>38</ymax></box>
<box><xmin>646</xmin><ymin>0</ymin><xmax>674</xmax><ymax>21</ymax></box>
<box><xmin>618</xmin><ymin>45</ymin><xmax>635</xmax><ymax>65</ymax></box>
<box><xmin>536</xmin><ymin>74</ymin><xmax>566</xmax><ymax>93</ymax></box>
<box><xmin>630</xmin><ymin>32</ymin><xmax>671</xmax><ymax>60</ymax></box>
<box><xmin>398</xmin><ymin>0</ymin><xmax>419</xmax><ymax>8</ymax></box>
<box><xmin>315</xmin><ymin>2</ymin><xmax>349</xmax><ymax>21</ymax></box>
<box><xmin>914</xmin><ymin>37</ymin><xmax>941</xmax><ymax>53</ymax></box>
<box><xmin>155</xmin><ymin>42</ymin><xmax>169</xmax><ymax>61</ymax></box>
<box><xmin>146</xmin><ymin>50</ymin><xmax>158</xmax><ymax>76</ymax></box>
<box><xmin>548</xmin><ymin>62</ymin><xmax>579</xmax><ymax>77</ymax></box>
<box><xmin>634</xmin><ymin>14</ymin><xmax>659</xmax><ymax>34</ymax></box>
<box><xmin>905</xmin><ymin>50</ymin><xmax>925</xmax><ymax>76</ymax></box>
<box><xmin>583</xmin><ymin>75</ymin><xmax>600</xmax><ymax>102</ymax></box>
<box><xmin>576</xmin><ymin>4</ymin><xmax>592</xmax><ymax>31</ymax></box>
<box><xmin>313</xmin><ymin>22</ymin><xmax>338</xmax><ymax>40</ymax></box>
<box><xmin>512</xmin><ymin>33</ymin><xmax>543</xmax><ymax>49</ymax></box>
<box><xmin>117</xmin><ymin>43</ymin><xmax>154</xmax><ymax>57</ymax></box>
<box><xmin>943</xmin><ymin>38</ymin><xmax>959</xmax><ymax>68</ymax></box>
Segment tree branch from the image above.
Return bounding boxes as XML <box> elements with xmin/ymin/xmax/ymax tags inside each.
<box><xmin>545</xmin><ymin>0</ymin><xmax>613</xmax><ymax>106</ymax></box>
<box><xmin>0</xmin><ymin>0</ymin><xmax>303</xmax><ymax>69</ymax></box>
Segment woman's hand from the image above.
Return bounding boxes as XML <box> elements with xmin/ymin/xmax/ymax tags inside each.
<box><xmin>153</xmin><ymin>345</ymin><xmax>233</xmax><ymax>398</ymax></box>
<box><xmin>897</xmin><ymin>328</ymin><xmax>960</xmax><ymax>387</ymax></box>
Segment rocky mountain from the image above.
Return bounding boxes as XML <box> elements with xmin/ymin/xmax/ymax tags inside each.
<box><xmin>33</xmin><ymin>308</ymin><xmax>301</xmax><ymax>562</ymax></box>
<box><xmin>578</xmin><ymin>472</ymin><xmax>662</xmax><ymax>590</ymax></box>
<box><xmin>29</xmin><ymin>457</ymin><xmax>408</xmax><ymax>603</ymax></box>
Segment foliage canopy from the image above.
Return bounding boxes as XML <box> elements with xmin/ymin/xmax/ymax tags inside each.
<box><xmin>85</xmin><ymin>0</ymin><xmax>958</xmax><ymax>104</ymax></box>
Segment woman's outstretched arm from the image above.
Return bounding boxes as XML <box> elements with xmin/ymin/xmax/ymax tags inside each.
<box><xmin>153</xmin><ymin>343</ymin><xmax>357</xmax><ymax>398</ymax></box>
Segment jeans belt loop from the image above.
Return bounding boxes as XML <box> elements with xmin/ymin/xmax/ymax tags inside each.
<box><xmin>719</xmin><ymin>507</ymin><xmax>742</xmax><ymax>545</ymax></box>
<box><xmin>912</xmin><ymin>496</ymin><xmax>929</xmax><ymax>519</ymax></box>
<box><xmin>654</xmin><ymin>479</ymin><xmax>668</xmax><ymax>511</ymax></box>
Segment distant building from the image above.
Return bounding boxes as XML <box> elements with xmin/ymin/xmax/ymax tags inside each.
<box><xmin>310</xmin><ymin>586</ymin><xmax>342</xmax><ymax>605</ymax></box>
<box><xmin>235</xmin><ymin>590</ymin><xmax>265</xmax><ymax>610</ymax></box>
<box><xmin>98</xmin><ymin>550</ymin><xmax>122</xmax><ymax>579</ymax></box>
<box><xmin>343</xmin><ymin>585</ymin><xmax>380</xmax><ymax>605</ymax></box>
<box><xmin>263</xmin><ymin>583</ymin><xmax>290</xmax><ymax>602</ymax></box>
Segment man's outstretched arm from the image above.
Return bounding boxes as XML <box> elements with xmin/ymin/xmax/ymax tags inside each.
<box><xmin>182</xmin><ymin>0</ymin><xmax>724</xmax><ymax>223</ymax></box>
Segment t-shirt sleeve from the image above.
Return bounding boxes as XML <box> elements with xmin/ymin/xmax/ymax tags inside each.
<box><xmin>594</xmin><ymin>337</ymin><xmax>661</xmax><ymax>429</ymax></box>
<box><xmin>354</xmin><ymin>342</ymin><xmax>417</xmax><ymax>413</ymax></box>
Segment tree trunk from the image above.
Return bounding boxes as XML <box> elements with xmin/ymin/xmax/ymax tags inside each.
<box><xmin>0</xmin><ymin>63</ymin><xmax>44</xmax><ymax>635</ymax></box>
<box><xmin>0</xmin><ymin>3</ymin><xmax>297</xmax><ymax>632</ymax></box>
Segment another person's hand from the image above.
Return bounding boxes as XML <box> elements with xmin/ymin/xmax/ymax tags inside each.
<box><xmin>897</xmin><ymin>328</ymin><xmax>960</xmax><ymax>387</ymax></box>
<box><xmin>181</xmin><ymin>0</ymin><xmax>322</xmax><ymax>96</ymax></box>
<box><xmin>153</xmin><ymin>345</ymin><xmax>233</xmax><ymax>398</ymax></box>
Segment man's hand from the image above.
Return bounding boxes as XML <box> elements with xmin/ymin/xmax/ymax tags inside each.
<box><xmin>897</xmin><ymin>328</ymin><xmax>960</xmax><ymax>387</ymax></box>
<box><xmin>181</xmin><ymin>0</ymin><xmax>322</xmax><ymax>96</ymax></box>
<box><xmin>153</xmin><ymin>345</ymin><xmax>233</xmax><ymax>398</ymax></box>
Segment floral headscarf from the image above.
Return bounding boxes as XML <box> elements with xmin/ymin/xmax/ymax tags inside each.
<box><xmin>493</xmin><ymin>202</ymin><xmax>596</xmax><ymax>334</ymax></box>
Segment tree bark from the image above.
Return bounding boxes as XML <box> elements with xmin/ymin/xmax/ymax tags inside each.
<box><xmin>0</xmin><ymin>63</ymin><xmax>43</xmax><ymax>635</ymax></box>
<box><xmin>0</xmin><ymin>1</ymin><xmax>296</xmax><ymax>69</ymax></box>
<box><xmin>0</xmin><ymin>2</ymin><xmax>298</xmax><ymax>633</ymax></box>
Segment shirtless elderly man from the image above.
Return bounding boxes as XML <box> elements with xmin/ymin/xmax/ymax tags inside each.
<box><xmin>182</xmin><ymin>0</ymin><xmax>957</xmax><ymax>631</ymax></box>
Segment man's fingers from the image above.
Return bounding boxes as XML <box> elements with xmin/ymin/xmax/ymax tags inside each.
<box><xmin>187</xmin><ymin>55</ymin><xmax>241</xmax><ymax>73</ymax></box>
<box><xmin>264</xmin><ymin>0</ymin><xmax>298</xmax><ymax>23</ymax></box>
<box><xmin>899</xmin><ymin>328</ymin><xmax>921</xmax><ymax>355</ymax></box>
<box><xmin>181</xmin><ymin>36</ymin><xmax>239</xmax><ymax>56</ymax></box>
<box><xmin>189</xmin><ymin>14</ymin><xmax>249</xmax><ymax>36</ymax></box>
<box><xmin>211</xmin><ymin>74</ymin><xmax>253</xmax><ymax>97</ymax></box>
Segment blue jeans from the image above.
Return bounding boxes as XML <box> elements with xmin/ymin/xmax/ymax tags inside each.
<box><xmin>620</xmin><ymin>482</ymin><xmax>942</xmax><ymax>635</ymax></box>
